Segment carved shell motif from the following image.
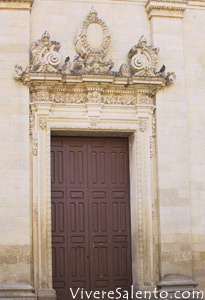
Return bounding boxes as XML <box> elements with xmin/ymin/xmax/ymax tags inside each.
<box><xmin>30</xmin><ymin>31</ymin><xmax>61</xmax><ymax>72</ymax></box>
<box><xmin>128</xmin><ymin>36</ymin><xmax>159</xmax><ymax>76</ymax></box>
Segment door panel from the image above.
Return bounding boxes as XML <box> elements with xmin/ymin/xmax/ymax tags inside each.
<box><xmin>51</xmin><ymin>137</ymin><xmax>132</xmax><ymax>300</ymax></box>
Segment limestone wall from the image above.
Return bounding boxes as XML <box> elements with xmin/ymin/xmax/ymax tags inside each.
<box><xmin>0</xmin><ymin>0</ymin><xmax>205</xmax><ymax>297</ymax></box>
<box><xmin>183</xmin><ymin>5</ymin><xmax>205</xmax><ymax>292</ymax></box>
<box><xmin>0</xmin><ymin>3</ymin><xmax>31</xmax><ymax>286</ymax></box>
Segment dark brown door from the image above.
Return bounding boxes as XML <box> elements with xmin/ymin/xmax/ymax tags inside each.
<box><xmin>51</xmin><ymin>137</ymin><xmax>132</xmax><ymax>300</ymax></box>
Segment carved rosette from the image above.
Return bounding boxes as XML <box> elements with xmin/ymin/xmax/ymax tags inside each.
<box><xmin>89</xmin><ymin>118</ymin><xmax>99</xmax><ymax>128</ymax></box>
<box><xmin>73</xmin><ymin>7</ymin><xmax>114</xmax><ymax>74</ymax></box>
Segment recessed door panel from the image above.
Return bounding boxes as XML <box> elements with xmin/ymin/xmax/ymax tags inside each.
<box><xmin>51</xmin><ymin>137</ymin><xmax>132</xmax><ymax>300</ymax></box>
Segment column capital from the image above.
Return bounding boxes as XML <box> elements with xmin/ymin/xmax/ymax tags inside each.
<box><xmin>145</xmin><ymin>0</ymin><xmax>188</xmax><ymax>19</ymax></box>
<box><xmin>0</xmin><ymin>0</ymin><xmax>33</xmax><ymax>10</ymax></box>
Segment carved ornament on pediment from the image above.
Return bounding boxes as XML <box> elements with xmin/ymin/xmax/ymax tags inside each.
<box><xmin>119</xmin><ymin>35</ymin><xmax>175</xmax><ymax>85</ymax></box>
<box><xmin>119</xmin><ymin>36</ymin><xmax>159</xmax><ymax>77</ymax></box>
<box><xmin>30</xmin><ymin>31</ymin><xmax>61</xmax><ymax>73</ymax></box>
<box><xmin>73</xmin><ymin>7</ymin><xmax>114</xmax><ymax>75</ymax></box>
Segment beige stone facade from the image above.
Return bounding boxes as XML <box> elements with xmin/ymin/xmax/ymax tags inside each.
<box><xmin>0</xmin><ymin>0</ymin><xmax>205</xmax><ymax>299</ymax></box>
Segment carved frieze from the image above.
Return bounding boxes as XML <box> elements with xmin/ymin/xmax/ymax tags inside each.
<box><xmin>104</xmin><ymin>95</ymin><xmax>136</xmax><ymax>105</ymax></box>
<box><xmin>87</xmin><ymin>91</ymin><xmax>101</xmax><ymax>103</ymax></box>
<box><xmin>50</xmin><ymin>93</ymin><xmax>86</xmax><ymax>104</ymax></box>
<box><xmin>137</xmin><ymin>94</ymin><xmax>154</xmax><ymax>105</ymax></box>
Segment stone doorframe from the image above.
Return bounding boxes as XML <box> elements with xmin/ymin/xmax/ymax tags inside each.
<box><xmin>27</xmin><ymin>73</ymin><xmax>166</xmax><ymax>300</ymax></box>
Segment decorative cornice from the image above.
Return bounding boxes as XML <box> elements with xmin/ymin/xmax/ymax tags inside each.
<box><xmin>0</xmin><ymin>0</ymin><xmax>33</xmax><ymax>10</ymax></box>
<box><xmin>145</xmin><ymin>0</ymin><xmax>188</xmax><ymax>19</ymax></box>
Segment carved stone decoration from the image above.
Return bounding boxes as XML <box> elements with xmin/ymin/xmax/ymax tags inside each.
<box><xmin>29</xmin><ymin>109</ymin><xmax>35</xmax><ymax>135</ymax></box>
<box><xmin>104</xmin><ymin>95</ymin><xmax>136</xmax><ymax>105</ymax></box>
<box><xmin>129</xmin><ymin>35</ymin><xmax>159</xmax><ymax>76</ymax></box>
<box><xmin>137</xmin><ymin>94</ymin><xmax>153</xmax><ymax>105</ymax></box>
<box><xmin>33</xmin><ymin>203</ymin><xmax>38</xmax><ymax>222</ymax></box>
<box><xmin>73</xmin><ymin>7</ymin><xmax>114</xmax><ymax>74</ymax></box>
<box><xmin>119</xmin><ymin>63</ymin><xmax>131</xmax><ymax>77</ymax></box>
<box><xmin>14</xmin><ymin>65</ymin><xmax>24</xmax><ymax>80</ymax></box>
<box><xmin>139</xmin><ymin>120</ymin><xmax>147</xmax><ymax>132</ymax></box>
<box><xmin>89</xmin><ymin>118</ymin><xmax>99</xmax><ymax>128</ymax></box>
<box><xmin>33</xmin><ymin>133</ymin><xmax>38</xmax><ymax>155</ymax></box>
<box><xmin>152</xmin><ymin>117</ymin><xmax>156</xmax><ymax>137</ymax></box>
<box><xmin>36</xmin><ymin>91</ymin><xmax>50</xmax><ymax>102</ymax></box>
<box><xmin>119</xmin><ymin>35</ymin><xmax>176</xmax><ymax>85</ymax></box>
<box><xmin>87</xmin><ymin>91</ymin><xmax>101</xmax><ymax>103</ymax></box>
<box><xmin>150</xmin><ymin>136</ymin><xmax>154</xmax><ymax>158</ymax></box>
<box><xmin>166</xmin><ymin>72</ymin><xmax>176</xmax><ymax>85</ymax></box>
<box><xmin>50</xmin><ymin>93</ymin><xmax>86</xmax><ymax>104</ymax></box>
<box><xmin>30</xmin><ymin>31</ymin><xmax>61</xmax><ymax>72</ymax></box>
<box><xmin>39</xmin><ymin>117</ymin><xmax>47</xmax><ymax>130</ymax></box>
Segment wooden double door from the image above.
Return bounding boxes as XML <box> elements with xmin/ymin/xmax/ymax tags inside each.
<box><xmin>51</xmin><ymin>137</ymin><xmax>132</xmax><ymax>300</ymax></box>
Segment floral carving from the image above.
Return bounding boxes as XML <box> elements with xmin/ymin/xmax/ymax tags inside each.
<box><xmin>39</xmin><ymin>117</ymin><xmax>47</xmax><ymax>130</ymax></box>
<box><xmin>29</xmin><ymin>109</ymin><xmax>35</xmax><ymax>135</ymax></box>
<box><xmin>150</xmin><ymin>136</ymin><xmax>154</xmax><ymax>158</ymax></box>
<box><xmin>152</xmin><ymin>117</ymin><xmax>156</xmax><ymax>137</ymax></box>
<box><xmin>30</xmin><ymin>31</ymin><xmax>61</xmax><ymax>72</ymax></box>
<box><xmin>33</xmin><ymin>133</ymin><xmax>38</xmax><ymax>155</ymax></box>
<box><xmin>139</xmin><ymin>120</ymin><xmax>147</xmax><ymax>132</ymax></box>
<box><xmin>137</xmin><ymin>94</ymin><xmax>153</xmax><ymax>105</ymax></box>
<box><xmin>36</xmin><ymin>91</ymin><xmax>50</xmax><ymax>102</ymax></box>
<box><xmin>87</xmin><ymin>91</ymin><xmax>101</xmax><ymax>103</ymax></box>
<box><xmin>73</xmin><ymin>8</ymin><xmax>114</xmax><ymax>74</ymax></box>
<box><xmin>50</xmin><ymin>94</ymin><xmax>86</xmax><ymax>104</ymax></box>
<box><xmin>104</xmin><ymin>95</ymin><xmax>136</xmax><ymax>105</ymax></box>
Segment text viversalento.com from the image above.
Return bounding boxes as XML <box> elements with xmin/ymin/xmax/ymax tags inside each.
<box><xmin>70</xmin><ymin>286</ymin><xmax>204</xmax><ymax>299</ymax></box>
